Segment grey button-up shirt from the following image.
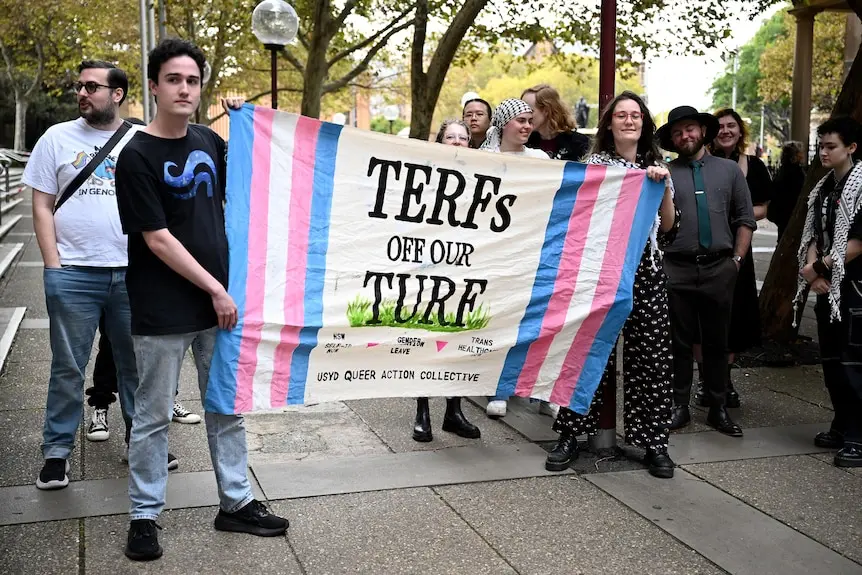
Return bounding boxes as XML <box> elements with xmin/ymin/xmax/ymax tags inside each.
<box><xmin>665</xmin><ymin>154</ymin><xmax>756</xmax><ymax>254</ymax></box>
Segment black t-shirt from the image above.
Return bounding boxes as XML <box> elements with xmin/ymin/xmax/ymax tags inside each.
<box><xmin>115</xmin><ymin>125</ymin><xmax>228</xmax><ymax>336</ymax></box>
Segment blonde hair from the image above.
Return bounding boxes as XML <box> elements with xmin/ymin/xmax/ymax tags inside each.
<box><xmin>521</xmin><ymin>84</ymin><xmax>577</xmax><ymax>136</ymax></box>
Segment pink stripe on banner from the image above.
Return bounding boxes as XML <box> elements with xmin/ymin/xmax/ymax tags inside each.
<box><xmin>269</xmin><ymin>116</ymin><xmax>321</xmax><ymax>407</ymax></box>
<box><xmin>234</xmin><ymin>107</ymin><xmax>276</xmax><ymax>413</ymax></box>
<box><xmin>550</xmin><ymin>170</ymin><xmax>645</xmax><ymax>406</ymax></box>
<box><xmin>513</xmin><ymin>165</ymin><xmax>605</xmax><ymax>398</ymax></box>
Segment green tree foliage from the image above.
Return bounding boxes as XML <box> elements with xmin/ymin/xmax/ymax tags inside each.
<box><xmin>711</xmin><ymin>8</ymin><xmax>846</xmax><ymax>144</ymax></box>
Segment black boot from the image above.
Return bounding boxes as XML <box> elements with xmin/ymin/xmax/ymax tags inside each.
<box><xmin>545</xmin><ymin>432</ymin><xmax>579</xmax><ymax>471</ymax></box>
<box><xmin>442</xmin><ymin>397</ymin><xmax>481</xmax><ymax>439</ymax></box>
<box><xmin>645</xmin><ymin>448</ymin><xmax>675</xmax><ymax>479</ymax></box>
<box><xmin>694</xmin><ymin>363</ymin><xmax>707</xmax><ymax>407</ymax></box>
<box><xmin>669</xmin><ymin>405</ymin><xmax>691</xmax><ymax>430</ymax></box>
<box><xmin>706</xmin><ymin>406</ymin><xmax>743</xmax><ymax>437</ymax></box>
<box><xmin>412</xmin><ymin>398</ymin><xmax>432</xmax><ymax>442</ymax></box>
<box><xmin>726</xmin><ymin>365</ymin><xmax>741</xmax><ymax>408</ymax></box>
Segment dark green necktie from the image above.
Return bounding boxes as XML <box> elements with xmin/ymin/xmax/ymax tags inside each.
<box><xmin>691</xmin><ymin>160</ymin><xmax>712</xmax><ymax>250</ymax></box>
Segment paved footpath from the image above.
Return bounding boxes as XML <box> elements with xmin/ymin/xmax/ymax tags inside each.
<box><xmin>0</xmin><ymin>196</ymin><xmax>860</xmax><ymax>575</ymax></box>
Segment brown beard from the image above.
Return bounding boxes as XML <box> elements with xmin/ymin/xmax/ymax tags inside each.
<box><xmin>677</xmin><ymin>135</ymin><xmax>705</xmax><ymax>158</ymax></box>
<box><xmin>80</xmin><ymin>100</ymin><xmax>116</xmax><ymax>127</ymax></box>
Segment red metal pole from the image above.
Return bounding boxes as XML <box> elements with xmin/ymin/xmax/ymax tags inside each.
<box><xmin>594</xmin><ymin>0</ymin><xmax>618</xmax><ymax>451</ymax></box>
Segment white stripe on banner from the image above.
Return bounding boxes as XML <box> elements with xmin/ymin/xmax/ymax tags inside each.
<box><xmin>253</xmin><ymin>112</ymin><xmax>299</xmax><ymax>408</ymax></box>
<box><xmin>533</xmin><ymin>170</ymin><xmax>626</xmax><ymax>398</ymax></box>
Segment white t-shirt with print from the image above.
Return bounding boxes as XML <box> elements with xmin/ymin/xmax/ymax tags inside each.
<box><xmin>503</xmin><ymin>147</ymin><xmax>549</xmax><ymax>159</ymax></box>
<box><xmin>23</xmin><ymin>118</ymin><xmax>141</xmax><ymax>267</ymax></box>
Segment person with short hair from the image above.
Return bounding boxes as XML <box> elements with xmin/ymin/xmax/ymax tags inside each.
<box><xmin>657</xmin><ymin>106</ymin><xmax>755</xmax><ymax>437</ymax></box>
<box><xmin>116</xmin><ymin>38</ymin><xmax>287</xmax><ymax>561</ymax></box>
<box><xmin>23</xmin><ymin>60</ymin><xmax>180</xmax><ymax>491</ymax></box>
<box><xmin>521</xmin><ymin>84</ymin><xmax>590</xmax><ymax>161</ymax></box>
<box><xmin>462</xmin><ymin>98</ymin><xmax>493</xmax><ymax>149</ymax></box>
<box><xmin>794</xmin><ymin>116</ymin><xmax>862</xmax><ymax>468</ymax></box>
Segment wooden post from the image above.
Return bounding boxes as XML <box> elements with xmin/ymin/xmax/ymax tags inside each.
<box><xmin>791</xmin><ymin>11</ymin><xmax>815</xmax><ymax>161</ymax></box>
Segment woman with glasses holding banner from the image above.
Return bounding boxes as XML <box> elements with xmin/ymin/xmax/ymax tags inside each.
<box><xmin>545</xmin><ymin>91</ymin><xmax>679</xmax><ymax>479</ymax></box>
<box><xmin>411</xmin><ymin>119</ymin><xmax>482</xmax><ymax>443</ymax></box>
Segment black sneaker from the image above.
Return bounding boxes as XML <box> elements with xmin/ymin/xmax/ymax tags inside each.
<box><xmin>35</xmin><ymin>458</ymin><xmax>69</xmax><ymax>490</ymax></box>
<box><xmin>125</xmin><ymin>519</ymin><xmax>163</xmax><ymax>561</ymax></box>
<box><xmin>214</xmin><ymin>500</ymin><xmax>289</xmax><ymax>537</ymax></box>
<box><xmin>167</xmin><ymin>453</ymin><xmax>179</xmax><ymax>471</ymax></box>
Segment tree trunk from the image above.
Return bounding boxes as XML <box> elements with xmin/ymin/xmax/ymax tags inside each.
<box><xmin>758</xmin><ymin>16</ymin><xmax>862</xmax><ymax>341</ymax></box>
<box><xmin>407</xmin><ymin>0</ymin><xmax>487</xmax><ymax>141</ymax></box>
<box><xmin>13</xmin><ymin>97</ymin><xmax>27</xmax><ymax>151</ymax></box>
<box><xmin>300</xmin><ymin>0</ymin><xmax>331</xmax><ymax>119</ymax></box>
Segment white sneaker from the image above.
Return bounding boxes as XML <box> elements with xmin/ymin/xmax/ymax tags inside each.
<box><xmin>539</xmin><ymin>401</ymin><xmax>560</xmax><ymax>419</ymax></box>
<box><xmin>85</xmin><ymin>408</ymin><xmax>110</xmax><ymax>442</ymax></box>
<box><xmin>486</xmin><ymin>400</ymin><xmax>507</xmax><ymax>418</ymax></box>
<box><xmin>172</xmin><ymin>401</ymin><xmax>201</xmax><ymax>424</ymax></box>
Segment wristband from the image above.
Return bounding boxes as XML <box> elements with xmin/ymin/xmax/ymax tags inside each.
<box><xmin>812</xmin><ymin>259</ymin><xmax>829</xmax><ymax>277</ymax></box>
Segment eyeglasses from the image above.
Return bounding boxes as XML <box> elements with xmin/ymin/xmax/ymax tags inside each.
<box><xmin>444</xmin><ymin>134</ymin><xmax>470</xmax><ymax>143</ymax></box>
<box><xmin>73</xmin><ymin>81</ymin><xmax>116</xmax><ymax>94</ymax></box>
<box><xmin>612</xmin><ymin>112</ymin><xmax>644</xmax><ymax>122</ymax></box>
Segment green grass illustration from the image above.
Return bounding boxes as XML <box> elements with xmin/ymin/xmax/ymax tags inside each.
<box><xmin>346</xmin><ymin>295</ymin><xmax>490</xmax><ymax>332</ymax></box>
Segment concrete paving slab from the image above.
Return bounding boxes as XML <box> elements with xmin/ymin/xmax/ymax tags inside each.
<box><xmin>253</xmin><ymin>443</ymin><xmax>572</xmax><ymax>501</ymax></box>
<box><xmin>0</xmin><ymin>469</ymin><xmax>265</xmax><ymax>526</ymax></box>
<box><xmin>467</xmin><ymin>395</ymin><xmax>560</xmax><ymax>442</ymax></box>
<box><xmin>0</xmin><ymin>359</ymin><xmax>49</xmax><ymax>410</ymax></box>
<box><xmin>436</xmin><ymin>476</ymin><xmax>724</xmax><ymax>575</ymax></box>
<box><xmin>1</xmin><ymin>266</ymin><xmax>46</xmax><ymax>317</ymax></box>
<box><xmin>5</xmin><ymin>327</ymin><xmax>50</xmax><ymax>364</ymax></box>
<box><xmin>587</xmin><ymin>469</ymin><xmax>862</xmax><ymax>575</ymax></box>
<box><xmin>244</xmin><ymin>402</ymin><xmax>390</xmax><ymax>467</ymax></box>
<box><xmin>668</xmin><ymin>422</ymin><xmax>833</xmax><ymax>465</ymax></box>
<box><xmin>20</xmin><ymin>240</ymin><xmax>42</xmax><ymax>262</ymax></box>
<box><xmin>0</xmin><ymin>519</ymin><xmax>79</xmax><ymax>575</ymax></box>
<box><xmin>721</xmin><ymin>378</ymin><xmax>834</xmax><ymax>429</ymax></box>
<box><xmin>272</xmin><ymin>488</ymin><xmax>517</xmax><ymax>575</ymax></box>
<box><xmin>684</xmin><ymin>455</ymin><xmax>862</xmax><ymax>565</ymax></box>
<box><xmin>753</xmin><ymin>365</ymin><xmax>832</xmax><ymax>408</ymax></box>
<box><xmin>346</xmin><ymin>396</ymin><xmax>524</xmax><ymax>452</ymax></box>
<box><xmin>0</xmin><ymin>215</ymin><xmax>24</xmax><ymax>241</ymax></box>
<box><xmin>85</xmin><ymin>506</ymin><xmax>301</xmax><ymax>575</ymax></box>
<box><xmin>0</xmin><ymin>409</ymin><xmax>82</xmax><ymax>487</ymax></box>
<box><xmin>809</xmin><ymin>451</ymin><xmax>862</xmax><ymax>477</ymax></box>
<box><xmin>20</xmin><ymin>318</ymin><xmax>48</xmax><ymax>329</ymax></box>
<box><xmin>0</xmin><ymin>306</ymin><xmax>25</xmax><ymax>374</ymax></box>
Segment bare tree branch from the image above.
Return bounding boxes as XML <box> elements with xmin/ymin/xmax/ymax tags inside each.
<box><xmin>282</xmin><ymin>48</ymin><xmax>305</xmax><ymax>73</ymax></box>
<box><xmin>321</xmin><ymin>19</ymin><xmax>414</xmax><ymax>93</ymax></box>
<box><xmin>327</xmin><ymin>5</ymin><xmax>415</xmax><ymax>68</ymax></box>
<box><xmin>425</xmin><ymin>0</ymin><xmax>487</xmax><ymax>92</ymax></box>
<box><xmin>23</xmin><ymin>41</ymin><xmax>44</xmax><ymax>100</ymax></box>
<box><xmin>329</xmin><ymin>0</ymin><xmax>359</xmax><ymax>35</ymax></box>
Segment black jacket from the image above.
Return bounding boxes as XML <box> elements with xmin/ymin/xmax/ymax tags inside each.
<box><xmin>526</xmin><ymin>130</ymin><xmax>591</xmax><ymax>162</ymax></box>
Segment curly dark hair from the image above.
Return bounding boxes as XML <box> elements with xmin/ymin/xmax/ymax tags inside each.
<box><xmin>591</xmin><ymin>91</ymin><xmax>661</xmax><ymax>166</ymax></box>
<box><xmin>147</xmin><ymin>37</ymin><xmax>206</xmax><ymax>83</ymax></box>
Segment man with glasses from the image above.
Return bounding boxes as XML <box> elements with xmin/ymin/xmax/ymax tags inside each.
<box><xmin>23</xmin><ymin>61</ymin><xmax>177</xmax><ymax>490</ymax></box>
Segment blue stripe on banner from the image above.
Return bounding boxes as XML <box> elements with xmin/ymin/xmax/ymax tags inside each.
<box><xmin>287</xmin><ymin>121</ymin><xmax>343</xmax><ymax>404</ymax></box>
<box><xmin>569</xmin><ymin>177</ymin><xmax>665</xmax><ymax>414</ymax></box>
<box><xmin>206</xmin><ymin>104</ymin><xmax>255</xmax><ymax>414</ymax></box>
<box><xmin>494</xmin><ymin>162</ymin><xmax>587</xmax><ymax>398</ymax></box>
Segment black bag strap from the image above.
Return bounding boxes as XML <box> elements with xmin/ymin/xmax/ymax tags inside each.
<box><xmin>53</xmin><ymin>120</ymin><xmax>132</xmax><ymax>214</ymax></box>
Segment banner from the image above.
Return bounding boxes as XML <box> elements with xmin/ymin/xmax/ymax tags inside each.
<box><xmin>205</xmin><ymin>104</ymin><xmax>664</xmax><ymax>415</ymax></box>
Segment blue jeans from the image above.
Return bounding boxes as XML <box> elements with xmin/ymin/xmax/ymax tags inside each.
<box><xmin>42</xmin><ymin>266</ymin><xmax>137</xmax><ymax>459</ymax></box>
<box><xmin>128</xmin><ymin>328</ymin><xmax>254</xmax><ymax>520</ymax></box>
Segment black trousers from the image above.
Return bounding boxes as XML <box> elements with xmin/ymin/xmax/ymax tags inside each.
<box><xmin>664</xmin><ymin>255</ymin><xmax>737</xmax><ymax>408</ymax></box>
<box><xmin>85</xmin><ymin>313</ymin><xmax>118</xmax><ymax>409</ymax></box>
<box><xmin>816</xmin><ymin>286</ymin><xmax>862</xmax><ymax>445</ymax></box>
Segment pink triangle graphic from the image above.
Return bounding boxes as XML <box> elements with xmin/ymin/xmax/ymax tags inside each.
<box><xmin>367</xmin><ymin>343</ymin><xmax>379</xmax><ymax>348</ymax></box>
<box><xmin>436</xmin><ymin>341</ymin><xmax>448</xmax><ymax>352</ymax></box>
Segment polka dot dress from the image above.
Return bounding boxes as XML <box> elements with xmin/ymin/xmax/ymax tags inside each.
<box><xmin>553</xmin><ymin>243</ymin><xmax>674</xmax><ymax>451</ymax></box>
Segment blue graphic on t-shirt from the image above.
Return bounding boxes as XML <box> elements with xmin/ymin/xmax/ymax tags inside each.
<box><xmin>163</xmin><ymin>150</ymin><xmax>217</xmax><ymax>199</ymax></box>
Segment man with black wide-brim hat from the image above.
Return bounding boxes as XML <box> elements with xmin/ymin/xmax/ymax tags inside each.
<box><xmin>657</xmin><ymin>106</ymin><xmax>755</xmax><ymax>437</ymax></box>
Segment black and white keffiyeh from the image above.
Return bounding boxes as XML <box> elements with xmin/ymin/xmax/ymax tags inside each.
<box><xmin>793</xmin><ymin>160</ymin><xmax>862</xmax><ymax>324</ymax></box>
<box><xmin>586</xmin><ymin>152</ymin><xmax>674</xmax><ymax>269</ymax></box>
<box><xmin>479</xmin><ymin>98</ymin><xmax>533</xmax><ymax>152</ymax></box>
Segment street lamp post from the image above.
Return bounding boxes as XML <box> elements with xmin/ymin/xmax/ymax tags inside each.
<box><xmin>383</xmin><ymin>105</ymin><xmax>399</xmax><ymax>134</ymax></box>
<box><xmin>251</xmin><ymin>0</ymin><xmax>299</xmax><ymax>110</ymax></box>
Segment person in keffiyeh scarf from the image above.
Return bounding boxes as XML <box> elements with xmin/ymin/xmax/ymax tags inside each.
<box><xmin>793</xmin><ymin>116</ymin><xmax>862</xmax><ymax>469</ymax></box>
<box><xmin>545</xmin><ymin>91</ymin><xmax>680</xmax><ymax>479</ymax></box>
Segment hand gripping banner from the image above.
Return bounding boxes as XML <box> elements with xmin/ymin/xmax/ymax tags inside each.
<box><xmin>205</xmin><ymin>104</ymin><xmax>664</xmax><ymax>415</ymax></box>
